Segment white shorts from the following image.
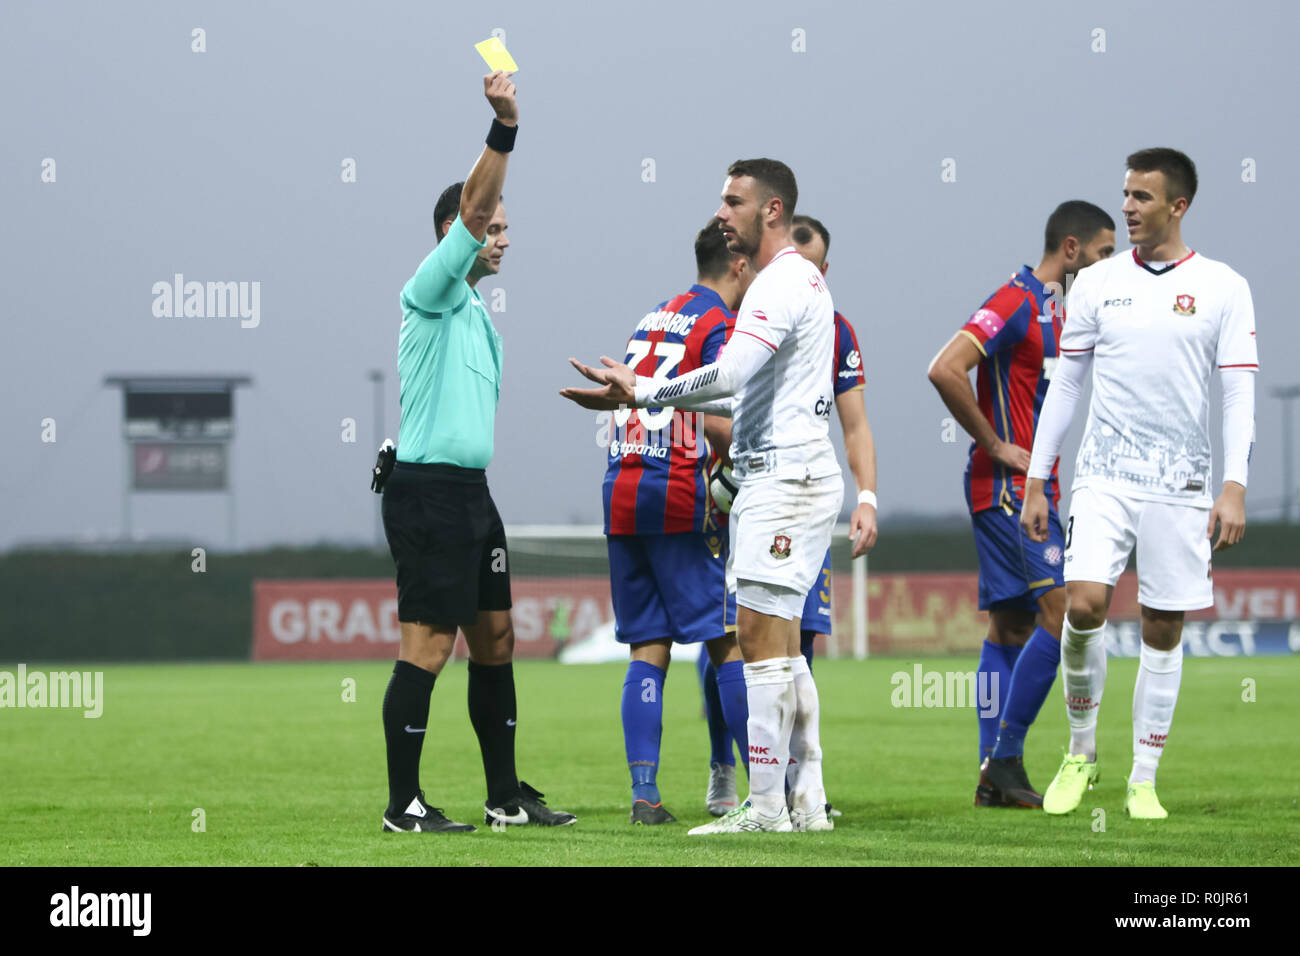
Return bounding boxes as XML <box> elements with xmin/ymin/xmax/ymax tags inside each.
<box><xmin>1063</xmin><ymin>485</ymin><xmax>1213</xmax><ymax>611</ymax></box>
<box><xmin>727</xmin><ymin>474</ymin><xmax>842</xmax><ymax>617</ymax></box>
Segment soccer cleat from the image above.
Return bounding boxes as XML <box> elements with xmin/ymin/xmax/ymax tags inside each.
<box><xmin>1125</xmin><ymin>781</ymin><xmax>1169</xmax><ymax>820</ymax></box>
<box><xmin>706</xmin><ymin>761</ymin><xmax>738</xmax><ymax>816</ymax></box>
<box><xmin>687</xmin><ymin>801</ymin><xmax>793</xmax><ymax>835</ymax></box>
<box><xmin>790</xmin><ymin>803</ymin><xmax>834</xmax><ymax>832</ymax></box>
<box><xmin>827</xmin><ymin>804</ymin><xmax>842</xmax><ymax>818</ymax></box>
<box><xmin>984</xmin><ymin>755</ymin><xmax>1043</xmax><ymax>808</ymax></box>
<box><xmin>1042</xmin><ymin>753</ymin><xmax>1100</xmax><ymax>815</ymax></box>
<box><xmin>629</xmin><ymin>800</ymin><xmax>676</xmax><ymax>825</ymax></box>
<box><xmin>974</xmin><ymin>756</ymin><xmax>1008</xmax><ymax>807</ymax></box>
<box><xmin>484</xmin><ymin>780</ymin><xmax>577</xmax><ymax>827</ymax></box>
<box><xmin>382</xmin><ymin>791</ymin><xmax>476</xmax><ymax>833</ymax></box>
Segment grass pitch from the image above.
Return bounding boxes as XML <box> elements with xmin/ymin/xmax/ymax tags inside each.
<box><xmin>3</xmin><ymin>656</ymin><xmax>1296</xmax><ymax>866</ymax></box>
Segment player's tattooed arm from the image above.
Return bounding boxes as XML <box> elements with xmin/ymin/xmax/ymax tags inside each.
<box><xmin>926</xmin><ymin>333</ymin><xmax>1029</xmax><ymax>473</ymax></box>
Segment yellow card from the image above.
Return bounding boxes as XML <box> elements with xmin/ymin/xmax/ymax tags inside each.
<box><xmin>475</xmin><ymin>36</ymin><xmax>518</xmax><ymax>73</ymax></box>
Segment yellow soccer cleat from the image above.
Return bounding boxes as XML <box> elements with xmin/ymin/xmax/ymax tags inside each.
<box><xmin>1042</xmin><ymin>753</ymin><xmax>1100</xmax><ymax>815</ymax></box>
<box><xmin>1125</xmin><ymin>781</ymin><xmax>1169</xmax><ymax>820</ymax></box>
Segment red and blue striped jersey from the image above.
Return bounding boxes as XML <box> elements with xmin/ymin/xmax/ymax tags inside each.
<box><xmin>603</xmin><ymin>284</ymin><xmax>734</xmax><ymax>535</ymax></box>
<box><xmin>960</xmin><ymin>266</ymin><xmax>1062</xmax><ymax>514</ymax></box>
<box><xmin>833</xmin><ymin>312</ymin><xmax>865</xmax><ymax>395</ymax></box>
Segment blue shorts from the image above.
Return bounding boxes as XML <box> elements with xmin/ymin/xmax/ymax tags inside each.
<box><xmin>799</xmin><ymin>547</ymin><xmax>833</xmax><ymax>635</ymax></box>
<box><xmin>607</xmin><ymin>533</ymin><xmax>737</xmax><ymax>645</ymax></box>
<box><xmin>971</xmin><ymin>504</ymin><xmax>1065</xmax><ymax>612</ymax></box>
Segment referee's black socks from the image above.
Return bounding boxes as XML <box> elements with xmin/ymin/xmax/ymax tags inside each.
<box><xmin>382</xmin><ymin>660</ymin><xmax>437</xmax><ymax>814</ymax></box>
<box><xmin>467</xmin><ymin>660</ymin><xmax>519</xmax><ymax>808</ymax></box>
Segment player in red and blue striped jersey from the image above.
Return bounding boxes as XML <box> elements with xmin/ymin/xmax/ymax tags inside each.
<box><xmin>600</xmin><ymin>219</ymin><xmax>756</xmax><ymax>824</ymax></box>
<box><xmin>928</xmin><ymin>200</ymin><xmax>1115</xmax><ymax>808</ymax></box>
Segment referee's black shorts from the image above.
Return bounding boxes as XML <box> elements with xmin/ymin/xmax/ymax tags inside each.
<box><xmin>381</xmin><ymin>462</ymin><xmax>512</xmax><ymax>628</ymax></box>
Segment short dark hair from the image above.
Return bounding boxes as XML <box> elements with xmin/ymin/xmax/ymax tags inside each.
<box><xmin>1126</xmin><ymin>147</ymin><xmax>1198</xmax><ymax>206</ymax></box>
<box><xmin>791</xmin><ymin>215</ymin><xmax>830</xmax><ymax>252</ymax></box>
<box><xmin>433</xmin><ymin>182</ymin><xmax>464</xmax><ymax>241</ymax></box>
<box><xmin>694</xmin><ymin>218</ymin><xmax>736</xmax><ymax>280</ymax></box>
<box><xmin>727</xmin><ymin>158</ymin><xmax>798</xmax><ymax>224</ymax></box>
<box><xmin>1043</xmin><ymin>201</ymin><xmax>1116</xmax><ymax>254</ymax></box>
<box><xmin>432</xmin><ymin>182</ymin><xmax>504</xmax><ymax>241</ymax></box>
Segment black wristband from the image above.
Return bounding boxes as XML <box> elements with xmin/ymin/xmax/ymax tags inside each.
<box><xmin>486</xmin><ymin>118</ymin><xmax>517</xmax><ymax>153</ymax></box>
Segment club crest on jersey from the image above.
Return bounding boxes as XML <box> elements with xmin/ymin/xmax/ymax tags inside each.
<box><xmin>1173</xmin><ymin>294</ymin><xmax>1196</xmax><ymax>315</ymax></box>
<box><xmin>1044</xmin><ymin>545</ymin><xmax>1063</xmax><ymax>567</ymax></box>
<box><xmin>770</xmin><ymin>534</ymin><xmax>792</xmax><ymax>559</ymax></box>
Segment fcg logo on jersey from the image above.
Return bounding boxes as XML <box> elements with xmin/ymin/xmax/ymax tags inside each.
<box><xmin>770</xmin><ymin>534</ymin><xmax>792</xmax><ymax>559</ymax></box>
<box><xmin>846</xmin><ymin>349</ymin><xmax>861</xmax><ymax>369</ymax></box>
<box><xmin>1173</xmin><ymin>294</ymin><xmax>1196</xmax><ymax>315</ymax></box>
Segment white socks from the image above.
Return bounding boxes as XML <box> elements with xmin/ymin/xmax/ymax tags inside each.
<box><xmin>1130</xmin><ymin>642</ymin><xmax>1182</xmax><ymax>786</ymax></box>
<box><xmin>786</xmin><ymin>656</ymin><xmax>826</xmax><ymax>812</ymax></box>
<box><xmin>743</xmin><ymin>658</ymin><xmax>795</xmax><ymax>817</ymax></box>
<box><xmin>1062</xmin><ymin>615</ymin><xmax>1107</xmax><ymax>759</ymax></box>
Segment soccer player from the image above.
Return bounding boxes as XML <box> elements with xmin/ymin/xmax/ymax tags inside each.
<box><xmin>696</xmin><ymin>213</ymin><xmax>878</xmax><ymax>818</ymax></box>
<box><xmin>1022</xmin><ymin>148</ymin><xmax>1258</xmax><ymax>820</ymax></box>
<box><xmin>564</xmin><ymin>159</ymin><xmax>850</xmax><ymax>833</ymax></box>
<box><xmin>927</xmin><ymin>201</ymin><xmax>1115</xmax><ymax>807</ymax></box>
<box><xmin>601</xmin><ymin>218</ymin><xmax>754</xmax><ymax>825</ymax></box>
<box><xmin>379</xmin><ymin>72</ymin><xmax>575</xmax><ymax>833</ymax></box>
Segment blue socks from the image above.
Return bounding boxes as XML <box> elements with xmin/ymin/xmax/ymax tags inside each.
<box><xmin>622</xmin><ymin>660</ymin><xmax>665</xmax><ymax>804</ymax></box>
<box><xmin>977</xmin><ymin>640</ymin><xmax>1021</xmax><ymax>764</ymax></box>
<box><xmin>698</xmin><ymin>654</ymin><xmax>733</xmax><ymax>766</ymax></box>
<box><xmin>714</xmin><ymin>659</ymin><xmax>750</xmax><ymax>776</ymax></box>
<box><xmin>992</xmin><ymin>626</ymin><xmax>1061</xmax><ymax>760</ymax></box>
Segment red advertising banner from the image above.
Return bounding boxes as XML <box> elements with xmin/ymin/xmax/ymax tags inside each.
<box><xmin>252</xmin><ymin>578</ymin><xmax>613</xmax><ymax>661</ymax></box>
<box><xmin>252</xmin><ymin>569</ymin><xmax>1300</xmax><ymax>661</ymax></box>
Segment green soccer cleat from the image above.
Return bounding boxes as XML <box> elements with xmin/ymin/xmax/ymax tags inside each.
<box><xmin>1042</xmin><ymin>753</ymin><xmax>1100</xmax><ymax>815</ymax></box>
<box><xmin>1125</xmin><ymin>781</ymin><xmax>1169</xmax><ymax>820</ymax></box>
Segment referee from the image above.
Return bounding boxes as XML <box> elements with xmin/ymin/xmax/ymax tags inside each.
<box><xmin>379</xmin><ymin>71</ymin><xmax>575</xmax><ymax>833</ymax></box>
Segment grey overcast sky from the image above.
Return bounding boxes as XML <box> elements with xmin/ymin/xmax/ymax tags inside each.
<box><xmin>2</xmin><ymin>0</ymin><xmax>1297</xmax><ymax>550</ymax></box>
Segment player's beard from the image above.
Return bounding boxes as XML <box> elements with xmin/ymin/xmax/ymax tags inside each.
<box><xmin>729</xmin><ymin>210</ymin><xmax>763</xmax><ymax>258</ymax></box>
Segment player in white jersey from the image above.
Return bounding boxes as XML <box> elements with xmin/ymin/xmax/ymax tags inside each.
<box><xmin>563</xmin><ymin>159</ymin><xmax>855</xmax><ymax>833</ymax></box>
<box><xmin>1021</xmin><ymin>148</ymin><xmax>1258</xmax><ymax>820</ymax></box>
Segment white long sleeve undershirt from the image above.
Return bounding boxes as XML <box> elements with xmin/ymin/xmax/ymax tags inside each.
<box><xmin>1220</xmin><ymin>368</ymin><xmax>1256</xmax><ymax>488</ymax></box>
<box><xmin>630</xmin><ymin>328</ymin><xmax>773</xmax><ymax>414</ymax></box>
<box><xmin>1026</xmin><ymin>350</ymin><xmax>1092</xmax><ymax>481</ymax></box>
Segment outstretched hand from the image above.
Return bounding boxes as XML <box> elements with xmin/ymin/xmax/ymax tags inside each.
<box><xmin>560</xmin><ymin>356</ymin><xmax>637</xmax><ymax>409</ymax></box>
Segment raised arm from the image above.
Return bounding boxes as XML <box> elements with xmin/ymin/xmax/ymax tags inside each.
<box><xmin>460</xmin><ymin>71</ymin><xmax>518</xmax><ymax>241</ymax></box>
<box><xmin>402</xmin><ymin>73</ymin><xmax>518</xmax><ymax>314</ymax></box>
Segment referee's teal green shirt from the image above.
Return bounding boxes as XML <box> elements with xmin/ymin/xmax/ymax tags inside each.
<box><xmin>395</xmin><ymin>215</ymin><xmax>503</xmax><ymax>467</ymax></box>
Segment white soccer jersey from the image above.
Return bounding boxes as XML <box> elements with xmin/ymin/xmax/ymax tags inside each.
<box><xmin>1062</xmin><ymin>250</ymin><xmax>1259</xmax><ymax>506</ymax></box>
<box><xmin>728</xmin><ymin>247</ymin><xmax>839</xmax><ymax>482</ymax></box>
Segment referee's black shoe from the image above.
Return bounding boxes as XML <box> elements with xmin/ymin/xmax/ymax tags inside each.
<box><xmin>484</xmin><ymin>781</ymin><xmax>577</xmax><ymax>827</ymax></box>
<box><xmin>382</xmin><ymin>791</ymin><xmax>476</xmax><ymax>833</ymax></box>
